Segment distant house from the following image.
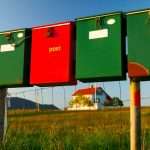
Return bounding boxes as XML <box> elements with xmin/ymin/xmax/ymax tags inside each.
<box><xmin>7</xmin><ymin>97</ymin><xmax>59</xmax><ymax>110</ymax></box>
<box><xmin>68</xmin><ymin>86</ymin><xmax>112</xmax><ymax>110</ymax></box>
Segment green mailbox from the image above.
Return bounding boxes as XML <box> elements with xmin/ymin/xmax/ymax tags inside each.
<box><xmin>127</xmin><ymin>9</ymin><xmax>150</xmax><ymax>80</ymax></box>
<box><xmin>0</xmin><ymin>29</ymin><xmax>31</xmax><ymax>87</ymax></box>
<box><xmin>76</xmin><ymin>12</ymin><xmax>126</xmax><ymax>82</ymax></box>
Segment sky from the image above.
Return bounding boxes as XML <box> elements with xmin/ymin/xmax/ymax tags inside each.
<box><xmin>1</xmin><ymin>0</ymin><xmax>150</xmax><ymax>108</ymax></box>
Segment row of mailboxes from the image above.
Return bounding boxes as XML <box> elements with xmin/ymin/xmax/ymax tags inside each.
<box><xmin>0</xmin><ymin>22</ymin><xmax>76</xmax><ymax>87</ymax></box>
<box><xmin>0</xmin><ymin>10</ymin><xmax>149</xmax><ymax>87</ymax></box>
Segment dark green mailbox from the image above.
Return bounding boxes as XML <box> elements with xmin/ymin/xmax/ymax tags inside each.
<box><xmin>0</xmin><ymin>29</ymin><xmax>31</xmax><ymax>87</ymax></box>
<box><xmin>127</xmin><ymin>9</ymin><xmax>150</xmax><ymax>80</ymax></box>
<box><xmin>76</xmin><ymin>12</ymin><xmax>126</xmax><ymax>82</ymax></box>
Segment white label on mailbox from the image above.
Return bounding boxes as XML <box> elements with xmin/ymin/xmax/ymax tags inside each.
<box><xmin>89</xmin><ymin>29</ymin><xmax>108</xmax><ymax>40</ymax></box>
<box><xmin>0</xmin><ymin>44</ymin><xmax>15</xmax><ymax>52</ymax></box>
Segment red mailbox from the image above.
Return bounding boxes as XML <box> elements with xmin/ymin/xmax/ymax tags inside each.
<box><xmin>30</xmin><ymin>22</ymin><xmax>76</xmax><ymax>86</ymax></box>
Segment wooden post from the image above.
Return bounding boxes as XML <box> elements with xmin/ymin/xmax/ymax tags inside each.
<box><xmin>40</xmin><ymin>88</ymin><xmax>43</xmax><ymax>105</ymax></box>
<box><xmin>94</xmin><ymin>83</ymin><xmax>97</xmax><ymax>103</ymax></box>
<box><xmin>52</xmin><ymin>87</ymin><xmax>54</xmax><ymax>105</ymax></box>
<box><xmin>130</xmin><ymin>79</ymin><xmax>141</xmax><ymax>150</ymax></box>
<box><xmin>63</xmin><ymin>87</ymin><xmax>66</xmax><ymax>110</ymax></box>
<box><xmin>0</xmin><ymin>88</ymin><xmax>7</xmax><ymax>142</ymax></box>
<box><xmin>35</xmin><ymin>87</ymin><xmax>39</xmax><ymax>112</ymax></box>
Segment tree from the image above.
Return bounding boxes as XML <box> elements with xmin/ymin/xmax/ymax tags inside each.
<box><xmin>112</xmin><ymin>97</ymin><xmax>124</xmax><ymax>106</ymax></box>
<box><xmin>69</xmin><ymin>95</ymin><xmax>94</xmax><ymax>107</ymax></box>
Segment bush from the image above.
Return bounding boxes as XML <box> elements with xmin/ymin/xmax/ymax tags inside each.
<box><xmin>69</xmin><ymin>95</ymin><xmax>94</xmax><ymax>107</ymax></box>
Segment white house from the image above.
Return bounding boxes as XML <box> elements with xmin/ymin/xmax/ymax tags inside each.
<box><xmin>68</xmin><ymin>86</ymin><xmax>112</xmax><ymax>111</ymax></box>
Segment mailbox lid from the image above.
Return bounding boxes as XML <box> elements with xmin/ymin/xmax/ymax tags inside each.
<box><xmin>30</xmin><ymin>22</ymin><xmax>76</xmax><ymax>86</ymax></box>
<box><xmin>76</xmin><ymin>12</ymin><xmax>126</xmax><ymax>82</ymax></box>
<box><xmin>127</xmin><ymin>9</ymin><xmax>150</xmax><ymax>79</ymax></box>
<box><xmin>0</xmin><ymin>29</ymin><xmax>31</xmax><ymax>87</ymax></box>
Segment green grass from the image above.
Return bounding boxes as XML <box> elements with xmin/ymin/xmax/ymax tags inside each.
<box><xmin>0</xmin><ymin>108</ymin><xmax>149</xmax><ymax>150</ymax></box>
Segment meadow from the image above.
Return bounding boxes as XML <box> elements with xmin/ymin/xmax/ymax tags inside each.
<box><xmin>0</xmin><ymin>107</ymin><xmax>150</xmax><ymax>150</ymax></box>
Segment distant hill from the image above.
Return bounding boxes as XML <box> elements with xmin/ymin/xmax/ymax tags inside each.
<box><xmin>7</xmin><ymin>97</ymin><xmax>59</xmax><ymax>110</ymax></box>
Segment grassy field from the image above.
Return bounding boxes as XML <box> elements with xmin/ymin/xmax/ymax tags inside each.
<box><xmin>0</xmin><ymin>107</ymin><xmax>150</xmax><ymax>150</ymax></box>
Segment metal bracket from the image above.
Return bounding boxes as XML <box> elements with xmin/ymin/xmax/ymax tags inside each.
<box><xmin>47</xmin><ymin>27</ymin><xmax>54</xmax><ymax>37</ymax></box>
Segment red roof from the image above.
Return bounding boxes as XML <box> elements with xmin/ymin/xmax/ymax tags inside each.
<box><xmin>72</xmin><ymin>87</ymin><xmax>100</xmax><ymax>96</ymax></box>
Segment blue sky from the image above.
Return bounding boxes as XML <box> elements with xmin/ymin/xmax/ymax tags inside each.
<box><xmin>1</xmin><ymin>0</ymin><xmax>150</xmax><ymax>108</ymax></box>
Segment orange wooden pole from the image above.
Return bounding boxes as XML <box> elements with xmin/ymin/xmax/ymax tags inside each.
<box><xmin>130</xmin><ymin>79</ymin><xmax>141</xmax><ymax>150</ymax></box>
